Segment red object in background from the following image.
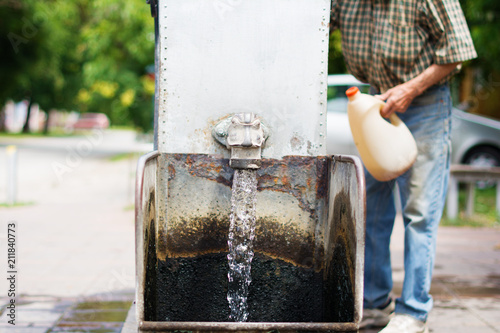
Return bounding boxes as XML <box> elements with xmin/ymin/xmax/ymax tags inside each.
<box><xmin>71</xmin><ymin>113</ymin><xmax>110</xmax><ymax>130</ymax></box>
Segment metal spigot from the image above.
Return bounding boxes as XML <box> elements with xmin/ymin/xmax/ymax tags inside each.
<box><xmin>212</xmin><ymin>113</ymin><xmax>267</xmax><ymax>169</ymax></box>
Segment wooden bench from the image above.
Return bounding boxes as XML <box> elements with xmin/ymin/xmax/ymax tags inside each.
<box><xmin>446</xmin><ymin>165</ymin><xmax>500</xmax><ymax>219</ymax></box>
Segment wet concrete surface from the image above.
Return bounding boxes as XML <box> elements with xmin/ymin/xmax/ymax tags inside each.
<box><xmin>362</xmin><ymin>297</ymin><xmax>500</xmax><ymax>333</ymax></box>
<box><xmin>51</xmin><ymin>296</ymin><xmax>132</xmax><ymax>333</ymax></box>
<box><xmin>362</xmin><ymin>220</ymin><xmax>500</xmax><ymax>333</ymax></box>
<box><xmin>0</xmin><ymin>294</ymin><xmax>133</xmax><ymax>333</ymax></box>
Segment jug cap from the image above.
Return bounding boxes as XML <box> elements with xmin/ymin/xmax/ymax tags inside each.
<box><xmin>346</xmin><ymin>86</ymin><xmax>359</xmax><ymax>97</ymax></box>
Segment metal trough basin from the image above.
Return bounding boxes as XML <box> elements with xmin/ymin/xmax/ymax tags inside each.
<box><xmin>128</xmin><ymin>151</ymin><xmax>365</xmax><ymax>332</ymax></box>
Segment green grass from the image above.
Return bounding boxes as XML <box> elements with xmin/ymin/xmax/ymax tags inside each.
<box><xmin>123</xmin><ymin>203</ymin><xmax>135</xmax><ymax>211</ymax></box>
<box><xmin>109</xmin><ymin>125</ymin><xmax>136</xmax><ymax>131</ymax></box>
<box><xmin>0</xmin><ymin>201</ymin><xmax>35</xmax><ymax>208</ymax></box>
<box><xmin>0</xmin><ymin>128</ymin><xmax>74</xmax><ymax>138</ymax></box>
<box><xmin>441</xmin><ymin>186</ymin><xmax>499</xmax><ymax>228</ymax></box>
<box><xmin>108</xmin><ymin>152</ymin><xmax>141</xmax><ymax>162</ymax></box>
<box><xmin>0</xmin><ymin>127</ymin><xmax>144</xmax><ymax>139</ymax></box>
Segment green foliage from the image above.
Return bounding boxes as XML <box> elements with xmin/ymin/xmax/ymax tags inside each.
<box><xmin>328</xmin><ymin>30</ymin><xmax>346</xmax><ymax>75</ymax></box>
<box><xmin>1</xmin><ymin>0</ymin><xmax>155</xmax><ymax>132</ymax></box>
<box><xmin>461</xmin><ymin>0</ymin><xmax>500</xmax><ymax>74</ymax></box>
<box><xmin>441</xmin><ymin>187</ymin><xmax>499</xmax><ymax>228</ymax></box>
<box><xmin>0</xmin><ymin>1</ymin><xmax>43</xmax><ymax>105</ymax></box>
<box><xmin>76</xmin><ymin>0</ymin><xmax>155</xmax><ymax>130</ymax></box>
<box><xmin>4</xmin><ymin>1</ymin><xmax>498</xmax><ymax>130</ymax></box>
<box><xmin>1</xmin><ymin>1</ymin><xmax>85</xmax><ymax>111</ymax></box>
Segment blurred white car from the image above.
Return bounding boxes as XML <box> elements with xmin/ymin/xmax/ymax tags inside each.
<box><xmin>326</xmin><ymin>75</ymin><xmax>369</xmax><ymax>157</ymax></box>
<box><xmin>326</xmin><ymin>74</ymin><xmax>500</xmax><ymax>169</ymax></box>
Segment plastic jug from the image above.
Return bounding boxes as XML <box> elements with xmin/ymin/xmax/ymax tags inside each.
<box><xmin>346</xmin><ymin>87</ymin><xmax>417</xmax><ymax>182</ymax></box>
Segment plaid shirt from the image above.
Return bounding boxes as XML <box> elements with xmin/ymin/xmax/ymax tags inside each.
<box><xmin>330</xmin><ymin>0</ymin><xmax>477</xmax><ymax>92</ymax></box>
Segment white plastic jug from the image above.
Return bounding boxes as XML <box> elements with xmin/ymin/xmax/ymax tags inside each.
<box><xmin>346</xmin><ymin>87</ymin><xmax>417</xmax><ymax>182</ymax></box>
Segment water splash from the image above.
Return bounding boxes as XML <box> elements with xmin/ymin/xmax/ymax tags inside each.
<box><xmin>227</xmin><ymin>169</ymin><xmax>257</xmax><ymax>322</ymax></box>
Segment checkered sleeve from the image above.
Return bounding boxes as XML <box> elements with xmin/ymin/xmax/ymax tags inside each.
<box><xmin>423</xmin><ymin>0</ymin><xmax>477</xmax><ymax>64</ymax></box>
<box><xmin>330</xmin><ymin>0</ymin><xmax>340</xmax><ymax>31</ymax></box>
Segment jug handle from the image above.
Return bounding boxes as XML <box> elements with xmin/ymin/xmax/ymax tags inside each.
<box><xmin>377</xmin><ymin>101</ymin><xmax>403</xmax><ymax>127</ymax></box>
<box><xmin>389</xmin><ymin>113</ymin><xmax>403</xmax><ymax>127</ymax></box>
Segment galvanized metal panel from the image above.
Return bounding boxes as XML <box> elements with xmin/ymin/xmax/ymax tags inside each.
<box><xmin>139</xmin><ymin>320</ymin><xmax>358</xmax><ymax>332</ymax></box>
<box><xmin>134</xmin><ymin>153</ymin><xmax>365</xmax><ymax>329</ymax></box>
<box><xmin>155</xmin><ymin>154</ymin><xmax>328</xmax><ymax>265</ymax></box>
<box><xmin>327</xmin><ymin>155</ymin><xmax>366</xmax><ymax>325</ymax></box>
<box><xmin>157</xmin><ymin>0</ymin><xmax>330</xmax><ymax>157</ymax></box>
<box><xmin>134</xmin><ymin>151</ymin><xmax>159</xmax><ymax>323</ymax></box>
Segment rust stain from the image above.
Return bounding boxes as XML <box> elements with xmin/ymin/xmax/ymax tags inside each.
<box><xmin>157</xmin><ymin>154</ymin><xmax>332</xmax><ymax>267</ymax></box>
<box><xmin>160</xmin><ymin>213</ymin><xmax>323</xmax><ymax>269</ymax></box>
<box><xmin>254</xmin><ymin>217</ymin><xmax>323</xmax><ymax>270</ymax></box>
<box><xmin>326</xmin><ymin>189</ymin><xmax>357</xmax><ymax>290</ymax></box>
<box><xmin>171</xmin><ymin>154</ymin><xmax>233</xmax><ymax>187</ymax></box>
<box><xmin>163</xmin><ymin>213</ymin><xmax>229</xmax><ymax>259</ymax></box>
<box><xmin>290</xmin><ymin>134</ymin><xmax>305</xmax><ymax>151</ymax></box>
<box><xmin>162</xmin><ymin>154</ymin><xmax>330</xmax><ymax>219</ymax></box>
<box><xmin>167</xmin><ymin>164</ymin><xmax>176</xmax><ymax>180</ymax></box>
<box><xmin>258</xmin><ymin>156</ymin><xmax>329</xmax><ymax>218</ymax></box>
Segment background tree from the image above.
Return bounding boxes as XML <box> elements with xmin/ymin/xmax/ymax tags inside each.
<box><xmin>2</xmin><ymin>0</ymin><xmax>499</xmax><ymax>131</ymax></box>
<box><xmin>76</xmin><ymin>0</ymin><xmax>155</xmax><ymax>131</ymax></box>
<box><xmin>461</xmin><ymin>0</ymin><xmax>500</xmax><ymax>74</ymax></box>
<box><xmin>328</xmin><ymin>30</ymin><xmax>346</xmax><ymax>75</ymax></box>
<box><xmin>1</xmin><ymin>0</ymin><xmax>155</xmax><ymax>133</ymax></box>
<box><xmin>0</xmin><ymin>1</ymin><xmax>44</xmax><ymax>108</ymax></box>
<box><xmin>459</xmin><ymin>0</ymin><xmax>500</xmax><ymax>119</ymax></box>
<box><xmin>1</xmin><ymin>1</ymin><xmax>86</xmax><ymax>133</ymax></box>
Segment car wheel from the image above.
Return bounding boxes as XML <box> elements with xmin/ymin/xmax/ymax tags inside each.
<box><xmin>463</xmin><ymin>146</ymin><xmax>500</xmax><ymax>188</ymax></box>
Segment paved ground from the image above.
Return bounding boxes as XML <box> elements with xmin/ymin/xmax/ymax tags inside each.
<box><xmin>0</xmin><ymin>130</ymin><xmax>499</xmax><ymax>332</ymax></box>
<box><xmin>383</xmin><ymin>219</ymin><xmax>500</xmax><ymax>333</ymax></box>
<box><xmin>0</xmin><ymin>130</ymin><xmax>148</xmax><ymax>332</ymax></box>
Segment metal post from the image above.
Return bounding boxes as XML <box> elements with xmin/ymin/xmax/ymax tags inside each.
<box><xmin>465</xmin><ymin>182</ymin><xmax>475</xmax><ymax>217</ymax></box>
<box><xmin>496</xmin><ymin>180</ymin><xmax>500</xmax><ymax>217</ymax></box>
<box><xmin>6</xmin><ymin>145</ymin><xmax>18</xmax><ymax>206</ymax></box>
<box><xmin>446</xmin><ymin>176</ymin><xmax>458</xmax><ymax>219</ymax></box>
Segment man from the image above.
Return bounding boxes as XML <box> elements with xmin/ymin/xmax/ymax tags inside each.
<box><xmin>330</xmin><ymin>1</ymin><xmax>476</xmax><ymax>333</ymax></box>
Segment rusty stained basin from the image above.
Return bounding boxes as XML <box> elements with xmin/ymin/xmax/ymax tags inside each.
<box><xmin>135</xmin><ymin>152</ymin><xmax>365</xmax><ymax>332</ymax></box>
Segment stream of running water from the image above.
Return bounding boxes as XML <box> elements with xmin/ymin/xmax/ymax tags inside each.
<box><xmin>227</xmin><ymin>169</ymin><xmax>257</xmax><ymax>322</ymax></box>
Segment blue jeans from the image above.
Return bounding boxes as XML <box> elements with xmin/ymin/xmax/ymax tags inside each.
<box><xmin>363</xmin><ymin>84</ymin><xmax>452</xmax><ymax>322</ymax></box>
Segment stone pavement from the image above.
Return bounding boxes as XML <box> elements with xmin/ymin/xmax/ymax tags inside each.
<box><xmin>384</xmin><ymin>220</ymin><xmax>500</xmax><ymax>333</ymax></box>
<box><xmin>0</xmin><ymin>130</ymin><xmax>148</xmax><ymax>332</ymax></box>
<box><xmin>0</xmin><ymin>131</ymin><xmax>499</xmax><ymax>332</ymax></box>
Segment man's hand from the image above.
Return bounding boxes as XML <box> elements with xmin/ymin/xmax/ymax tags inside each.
<box><xmin>375</xmin><ymin>62</ymin><xmax>460</xmax><ymax>118</ymax></box>
<box><xmin>375</xmin><ymin>83</ymin><xmax>418</xmax><ymax>118</ymax></box>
